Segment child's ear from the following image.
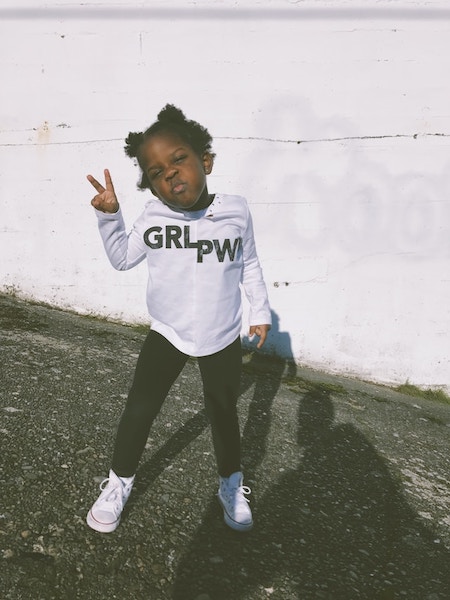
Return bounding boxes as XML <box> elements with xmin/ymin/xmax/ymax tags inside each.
<box><xmin>202</xmin><ymin>152</ymin><xmax>214</xmax><ymax>175</ymax></box>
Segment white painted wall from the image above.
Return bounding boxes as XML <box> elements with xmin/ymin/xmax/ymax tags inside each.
<box><xmin>1</xmin><ymin>0</ymin><xmax>450</xmax><ymax>392</ymax></box>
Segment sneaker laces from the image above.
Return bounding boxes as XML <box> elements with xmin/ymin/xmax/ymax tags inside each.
<box><xmin>235</xmin><ymin>484</ymin><xmax>251</xmax><ymax>506</ymax></box>
<box><xmin>222</xmin><ymin>481</ymin><xmax>251</xmax><ymax>506</ymax></box>
<box><xmin>226</xmin><ymin>483</ymin><xmax>252</xmax><ymax>523</ymax></box>
<box><xmin>96</xmin><ymin>477</ymin><xmax>124</xmax><ymax>517</ymax></box>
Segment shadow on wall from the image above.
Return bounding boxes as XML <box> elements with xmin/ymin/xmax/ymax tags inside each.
<box><xmin>237</xmin><ymin>95</ymin><xmax>450</xmax><ymax>388</ymax></box>
<box><xmin>172</xmin><ymin>386</ymin><xmax>450</xmax><ymax>600</ymax></box>
<box><xmin>241</xmin><ymin>94</ymin><xmax>450</xmax><ymax>263</ymax></box>
<box><xmin>242</xmin><ymin>309</ymin><xmax>295</xmax><ymax>361</ymax></box>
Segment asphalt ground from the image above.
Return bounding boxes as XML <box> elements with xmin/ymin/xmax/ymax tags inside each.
<box><xmin>1</xmin><ymin>293</ymin><xmax>449</xmax><ymax>600</ymax></box>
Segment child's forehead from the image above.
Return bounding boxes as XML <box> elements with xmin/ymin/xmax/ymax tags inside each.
<box><xmin>141</xmin><ymin>131</ymin><xmax>190</xmax><ymax>159</ymax></box>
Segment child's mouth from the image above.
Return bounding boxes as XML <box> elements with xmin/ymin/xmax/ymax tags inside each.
<box><xmin>172</xmin><ymin>182</ymin><xmax>185</xmax><ymax>194</ymax></box>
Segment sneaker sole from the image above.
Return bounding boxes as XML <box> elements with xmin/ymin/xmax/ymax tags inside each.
<box><xmin>86</xmin><ymin>510</ymin><xmax>120</xmax><ymax>533</ymax></box>
<box><xmin>217</xmin><ymin>495</ymin><xmax>253</xmax><ymax>532</ymax></box>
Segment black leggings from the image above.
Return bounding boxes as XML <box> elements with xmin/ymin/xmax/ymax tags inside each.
<box><xmin>112</xmin><ymin>330</ymin><xmax>242</xmax><ymax>478</ymax></box>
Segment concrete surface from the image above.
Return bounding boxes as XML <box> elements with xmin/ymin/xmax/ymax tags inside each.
<box><xmin>1</xmin><ymin>293</ymin><xmax>449</xmax><ymax>600</ymax></box>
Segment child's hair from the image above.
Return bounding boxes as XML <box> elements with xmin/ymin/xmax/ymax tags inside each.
<box><xmin>124</xmin><ymin>104</ymin><xmax>215</xmax><ymax>191</ymax></box>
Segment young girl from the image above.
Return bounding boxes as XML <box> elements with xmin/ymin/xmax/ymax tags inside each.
<box><xmin>86</xmin><ymin>105</ymin><xmax>271</xmax><ymax>534</ymax></box>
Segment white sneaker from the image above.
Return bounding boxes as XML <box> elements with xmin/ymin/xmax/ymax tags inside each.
<box><xmin>217</xmin><ymin>471</ymin><xmax>253</xmax><ymax>532</ymax></box>
<box><xmin>86</xmin><ymin>470</ymin><xmax>134</xmax><ymax>533</ymax></box>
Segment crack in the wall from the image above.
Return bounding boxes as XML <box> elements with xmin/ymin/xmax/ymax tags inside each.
<box><xmin>218</xmin><ymin>132</ymin><xmax>450</xmax><ymax>145</ymax></box>
<box><xmin>1</xmin><ymin>131</ymin><xmax>449</xmax><ymax>148</ymax></box>
<box><xmin>0</xmin><ymin>138</ymin><xmax>122</xmax><ymax>147</ymax></box>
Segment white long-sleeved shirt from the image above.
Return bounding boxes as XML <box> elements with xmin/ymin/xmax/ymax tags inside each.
<box><xmin>96</xmin><ymin>193</ymin><xmax>271</xmax><ymax>356</ymax></box>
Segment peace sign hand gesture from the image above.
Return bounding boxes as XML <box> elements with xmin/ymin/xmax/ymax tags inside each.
<box><xmin>87</xmin><ymin>169</ymin><xmax>119</xmax><ymax>214</ymax></box>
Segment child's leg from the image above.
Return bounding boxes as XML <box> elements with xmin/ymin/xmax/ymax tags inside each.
<box><xmin>198</xmin><ymin>337</ymin><xmax>242</xmax><ymax>477</ymax></box>
<box><xmin>111</xmin><ymin>330</ymin><xmax>188</xmax><ymax>477</ymax></box>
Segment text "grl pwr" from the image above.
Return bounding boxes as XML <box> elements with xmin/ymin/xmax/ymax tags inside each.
<box><xmin>143</xmin><ymin>225</ymin><xmax>243</xmax><ymax>263</ymax></box>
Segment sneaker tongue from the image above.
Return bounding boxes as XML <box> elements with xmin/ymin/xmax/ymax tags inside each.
<box><xmin>228</xmin><ymin>471</ymin><xmax>243</xmax><ymax>488</ymax></box>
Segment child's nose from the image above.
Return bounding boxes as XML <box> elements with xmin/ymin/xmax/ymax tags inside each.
<box><xmin>165</xmin><ymin>167</ymin><xmax>178</xmax><ymax>181</ymax></box>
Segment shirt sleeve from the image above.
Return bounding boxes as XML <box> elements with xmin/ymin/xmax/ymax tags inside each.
<box><xmin>241</xmin><ymin>203</ymin><xmax>272</xmax><ymax>326</ymax></box>
<box><xmin>95</xmin><ymin>207</ymin><xmax>146</xmax><ymax>270</ymax></box>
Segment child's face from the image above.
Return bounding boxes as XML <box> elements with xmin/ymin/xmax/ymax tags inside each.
<box><xmin>140</xmin><ymin>132</ymin><xmax>213</xmax><ymax>210</ymax></box>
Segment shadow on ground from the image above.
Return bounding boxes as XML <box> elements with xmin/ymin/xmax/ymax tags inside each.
<box><xmin>173</xmin><ymin>387</ymin><xmax>450</xmax><ymax>600</ymax></box>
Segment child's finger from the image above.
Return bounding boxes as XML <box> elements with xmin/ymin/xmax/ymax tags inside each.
<box><xmin>87</xmin><ymin>174</ymin><xmax>105</xmax><ymax>194</ymax></box>
<box><xmin>250</xmin><ymin>324</ymin><xmax>270</xmax><ymax>349</ymax></box>
<box><xmin>104</xmin><ymin>169</ymin><xmax>115</xmax><ymax>192</ymax></box>
<box><xmin>256</xmin><ymin>327</ymin><xmax>267</xmax><ymax>348</ymax></box>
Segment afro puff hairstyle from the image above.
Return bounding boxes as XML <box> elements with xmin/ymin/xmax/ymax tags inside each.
<box><xmin>124</xmin><ymin>104</ymin><xmax>215</xmax><ymax>191</ymax></box>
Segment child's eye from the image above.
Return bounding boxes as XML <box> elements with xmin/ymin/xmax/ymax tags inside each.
<box><xmin>149</xmin><ymin>169</ymin><xmax>162</xmax><ymax>180</ymax></box>
<box><xmin>174</xmin><ymin>155</ymin><xmax>186</xmax><ymax>164</ymax></box>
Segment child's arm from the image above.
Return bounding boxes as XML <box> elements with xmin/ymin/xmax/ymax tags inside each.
<box><xmin>241</xmin><ymin>204</ymin><xmax>272</xmax><ymax>348</ymax></box>
<box><xmin>87</xmin><ymin>169</ymin><xmax>146</xmax><ymax>270</ymax></box>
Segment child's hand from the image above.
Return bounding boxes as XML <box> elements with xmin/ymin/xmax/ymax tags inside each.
<box><xmin>249</xmin><ymin>324</ymin><xmax>271</xmax><ymax>349</ymax></box>
<box><xmin>87</xmin><ymin>169</ymin><xmax>119</xmax><ymax>214</ymax></box>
